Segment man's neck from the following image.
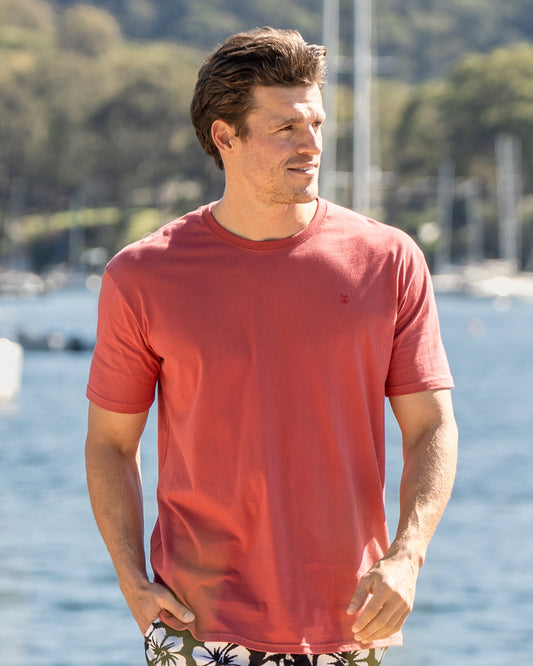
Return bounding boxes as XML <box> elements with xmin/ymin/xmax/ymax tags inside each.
<box><xmin>211</xmin><ymin>196</ymin><xmax>318</xmax><ymax>242</ymax></box>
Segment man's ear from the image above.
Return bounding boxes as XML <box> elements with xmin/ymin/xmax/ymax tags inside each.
<box><xmin>211</xmin><ymin>120</ymin><xmax>237</xmax><ymax>159</ymax></box>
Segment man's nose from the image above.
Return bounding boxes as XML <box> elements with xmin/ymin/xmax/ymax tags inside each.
<box><xmin>298</xmin><ymin>126</ymin><xmax>322</xmax><ymax>155</ymax></box>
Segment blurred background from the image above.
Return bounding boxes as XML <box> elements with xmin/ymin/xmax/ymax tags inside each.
<box><xmin>0</xmin><ymin>1</ymin><xmax>532</xmax><ymax>664</ymax></box>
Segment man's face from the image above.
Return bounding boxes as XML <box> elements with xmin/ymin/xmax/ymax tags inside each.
<box><xmin>230</xmin><ymin>84</ymin><xmax>325</xmax><ymax>206</ymax></box>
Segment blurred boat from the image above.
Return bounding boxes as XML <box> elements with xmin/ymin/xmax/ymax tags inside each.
<box><xmin>433</xmin><ymin>261</ymin><xmax>533</xmax><ymax>301</ymax></box>
<box><xmin>0</xmin><ymin>338</ymin><xmax>23</xmax><ymax>401</ymax></box>
<box><xmin>15</xmin><ymin>329</ymin><xmax>94</xmax><ymax>352</ymax></box>
<box><xmin>0</xmin><ymin>270</ymin><xmax>45</xmax><ymax>296</ymax></box>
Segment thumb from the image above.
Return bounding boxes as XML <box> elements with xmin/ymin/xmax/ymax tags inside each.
<box><xmin>159</xmin><ymin>586</ymin><xmax>195</xmax><ymax>623</ymax></box>
<box><xmin>347</xmin><ymin>575</ymin><xmax>373</xmax><ymax>615</ymax></box>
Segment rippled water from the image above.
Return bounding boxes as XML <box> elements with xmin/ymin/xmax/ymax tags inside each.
<box><xmin>1</xmin><ymin>288</ymin><xmax>532</xmax><ymax>666</ymax></box>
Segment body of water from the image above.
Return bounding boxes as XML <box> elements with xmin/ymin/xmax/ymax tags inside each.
<box><xmin>0</xmin><ymin>288</ymin><xmax>532</xmax><ymax>666</ymax></box>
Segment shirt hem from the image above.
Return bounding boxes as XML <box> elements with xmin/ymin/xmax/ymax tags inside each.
<box><xmin>159</xmin><ymin>614</ymin><xmax>402</xmax><ymax>654</ymax></box>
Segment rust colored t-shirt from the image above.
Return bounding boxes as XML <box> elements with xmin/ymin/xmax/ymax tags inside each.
<box><xmin>87</xmin><ymin>198</ymin><xmax>453</xmax><ymax>653</ymax></box>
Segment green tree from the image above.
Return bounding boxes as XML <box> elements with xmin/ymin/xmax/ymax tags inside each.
<box><xmin>373</xmin><ymin>0</ymin><xmax>531</xmax><ymax>82</ymax></box>
<box><xmin>377</xmin><ymin>79</ymin><xmax>414</xmax><ymax>174</ymax></box>
<box><xmin>442</xmin><ymin>43</ymin><xmax>533</xmax><ymax>188</ymax></box>
<box><xmin>32</xmin><ymin>51</ymin><xmax>116</xmax><ymax>204</ymax></box>
<box><xmin>391</xmin><ymin>81</ymin><xmax>448</xmax><ymax>178</ymax></box>
<box><xmin>0</xmin><ymin>51</ymin><xmax>48</xmax><ymax>203</ymax></box>
<box><xmin>86</xmin><ymin>43</ymin><xmax>204</xmax><ymax>205</ymax></box>
<box><xmin>0</xmin><ymin>0</ymin><xmax>55</xmax><ymax>35</ymax></box>
<box><xmin>58</xmin><ymin>3</ymin><xmax>122</xmax><ymax>56</ymax></box>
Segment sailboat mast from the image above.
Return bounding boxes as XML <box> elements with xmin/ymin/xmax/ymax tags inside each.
<box><xmin>353</xmin><ymin>0</ymin><xmax>372</xmax><ymax>214</ymax></box>
<box><xmin>321</xmin><ymin>0</ymin><xmax>340</xmax><ymax>203</ymax></box>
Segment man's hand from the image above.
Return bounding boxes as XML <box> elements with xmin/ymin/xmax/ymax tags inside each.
<box><xmin>122</xmin><ymin>577</ymin><xmax>195</xmax><ymax>635</ymax></box>
<box><xmin>346</xmin><ymin>552</ymin><xmax>419</xmax><ymax>645</ymax></box>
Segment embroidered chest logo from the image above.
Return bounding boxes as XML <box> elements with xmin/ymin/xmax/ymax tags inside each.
<box><xmin>339</xmin><ymin>293</ymin><xmax>350</xmax><ymax>304</ymax></box>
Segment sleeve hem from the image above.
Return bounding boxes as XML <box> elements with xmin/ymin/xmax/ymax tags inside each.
<box><xmin>86</xmin><ymin>387</ymin><xmax>154</xmax><ymax>414</ymax></box>
<box><xmin>385</xmin><ymin>377</ymin><xmax>455</xmax><ymax>397</ymax></box>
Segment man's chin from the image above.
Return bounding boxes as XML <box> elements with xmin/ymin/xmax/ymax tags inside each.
<box><xmin>268</xmin><ymin>182</ymin><xmax>319</xmax><ymax>206</ymax></box>
<box><xmin>289</xmin><ymin>185</ymin><xmax>320</xmax><ymax>204</ymax></box>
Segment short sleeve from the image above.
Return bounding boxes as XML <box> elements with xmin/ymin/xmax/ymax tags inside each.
<box><xmin>86</xmin><ymin>271</ymin><xmax>160</xmax><ymax>413</ymax></box>
<box><xmin>385</xmin><ymin>244</ymin><xmax>454</xmax><ymax>396</ymax></box>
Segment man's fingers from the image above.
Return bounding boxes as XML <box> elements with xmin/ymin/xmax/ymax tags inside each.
<box><xmin>352</xmin><ymin>604</ymin><xmax>408</xmax><ymax>644</ymax></box>
<box><xmin>346</xmin><ymin>574</ymin><xmax>373</xmax><ymax>615</ymax></box>
<box><xmin>347</xmin><ymin>553</ymin><xmax>419</xmax><ymax>643</ymax></box>
<box><xmin>350</xmin><ymin>581</ymin><xmax>413</xmax><ymax>643</ymax></box>
<box><xmin>350</xmin><ymin>591</ymin><xmax>387</xmax><ymax>633</ymax></box>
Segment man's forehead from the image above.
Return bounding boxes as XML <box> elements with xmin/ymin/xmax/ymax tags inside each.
<box><xmin>249</xmin><ymin>84</ymin><xmax>324</xmax><ymax>117</ymax></box>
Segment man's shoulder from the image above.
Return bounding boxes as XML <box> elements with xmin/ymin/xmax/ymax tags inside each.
<box><xmin>322</xmin><ymin>199</ymin><xmax>421</xmax><ymax>253</ymax></box>
<box><xmin>107</xmin><ymin>204</ymin><xmax>209</xmax><ymax>273</ymax></box>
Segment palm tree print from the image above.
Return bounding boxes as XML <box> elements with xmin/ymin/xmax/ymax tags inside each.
<box><xmin>145</xmin><ymin>620</ymin><xmax>386</xmax><ymax>666</ymax></box>
<box><xmin>312</xmin><ymin>649</ymin><xmax>386</xmax><ymax>666</ymax></box>
<box><xmin>192</xmin><ymin>642</ymin><xmax>251</xmax><ymax>666</ymax></box>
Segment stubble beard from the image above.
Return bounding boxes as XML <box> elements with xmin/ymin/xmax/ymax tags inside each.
<box><xmin>270</xmin><ymin>171</ymin><xmax>320</xmax><ymax>206</ymax></box>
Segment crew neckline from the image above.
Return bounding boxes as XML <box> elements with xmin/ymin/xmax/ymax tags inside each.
<box><xmin>202</xmin><ymin>198</ymin><xmax>327</xmax><ymax>251</ymax></box>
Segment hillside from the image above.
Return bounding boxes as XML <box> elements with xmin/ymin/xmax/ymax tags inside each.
<box><xmin>50</xmin><ymin>0</ymin><xmax>533</xmax><ymax>82</ymax></box>
<box><xmin>1</xmin><ymin>0</ymin><xmax>533</xmax><ymax>270</ymax></box>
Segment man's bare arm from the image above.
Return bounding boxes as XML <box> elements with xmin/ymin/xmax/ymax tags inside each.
<box><xmin>347</xmin><ymin>389</ymin><xmax>458</xmax><ymax>644</ymax></box>
<box><xmin>85</xmin><ymin>402</ymin><xmax>195</xmax><ymax>633</ymax></box>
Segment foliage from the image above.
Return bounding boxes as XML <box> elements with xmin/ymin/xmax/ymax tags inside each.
<box><xmin>58</xmin><ymin>3</ymin><xmax>122</xmax><ymax>55</ymax></box>
<box><xmin>1</xmin><ymin>0</ymin><xmax>533</xmax><ymax>268</ymax></box>
<box><xmin>379</xmin><ymin>42</ymin><xmax>533</xmax><ymax>227</ymax></box>
<box><xmin>52</xmin><ymin>0</ymin><xmax>322</xmax><ymax>47</ymax></box>
<box><xmin>85</xmin><ymin>41</ymin><xmax>202</xmax><ymax>203</ymax></box>
<box><xmin>442</xmin><ymin>44</ymin><xmax>533</xmax><ymax>182</ymax></box>
<box><xmin>0</xmin><ymin>0</ymin><xmax>206</xmax><ymax>220</ymax></box>
<box><xmin>371</xmin><ymin>0</ymin><xmax>531</xmax><ymax>82</ymax></box>
<box><xmin>50</xmin><ymin>0</ymin><xmax>533</xmax><ymax>83</ymax></box>
<box><xmin>0</xmin><ymin>0</ymin><xmax>55</xmax><ymax>35</ymax></box>
<box><xmin>386</xmin><ymin>81</ymin><xmax>448</xmax><ymax>177</ymax></box>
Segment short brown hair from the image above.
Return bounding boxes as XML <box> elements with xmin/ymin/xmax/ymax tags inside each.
<box><xmin>190</xmin><ymin>27</ymin><xmax>327</xmax><ymax>169</ymax></box>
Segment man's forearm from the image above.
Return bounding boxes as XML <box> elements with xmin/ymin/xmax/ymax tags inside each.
<box><xmin>390</xmin><ymin>415</ymin><xmax>458</xmax><ymax>567</ymax></box>
<box><xmin>85</xmin><ymin>405</ymin><xmax>195</xmax><ymax>633</ymax></box>
<box><xmin>85</xmin><ymin>438</ymin><xmax>148</xmax><ymax>592</ymax></box>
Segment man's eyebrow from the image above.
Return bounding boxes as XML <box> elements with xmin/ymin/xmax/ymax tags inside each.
<box><xmin>272</xmin><ymin>112</ymin><xmax>326</xmax><ymax>127</ymax></box>
<box><xmin>276</xmin><ymin>116</ymin><xmax>300</xmax><ymax>126</ymax></box>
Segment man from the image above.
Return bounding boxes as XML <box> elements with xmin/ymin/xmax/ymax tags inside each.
<box><xmin>85</xmin><ymin>27</ymin><xmax>457</xmax><ymax>666</ymax></box>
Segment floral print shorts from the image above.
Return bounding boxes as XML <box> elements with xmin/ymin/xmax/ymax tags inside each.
<box><xmin>145</xmin><ymin>619</ymin><xmax>387</xmax><ymax>666</ymax></box>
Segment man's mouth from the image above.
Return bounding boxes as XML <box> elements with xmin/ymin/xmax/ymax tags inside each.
<box><xmin>287</xmin><ymin>164</ymin><xmax>319</xmax><ymax>174</ymax></box>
